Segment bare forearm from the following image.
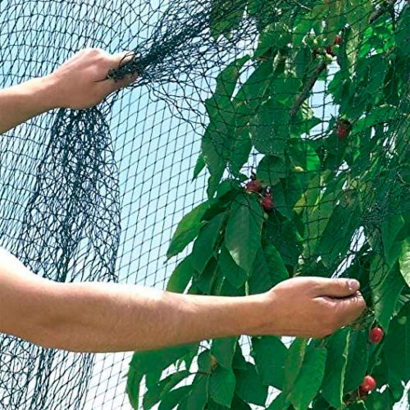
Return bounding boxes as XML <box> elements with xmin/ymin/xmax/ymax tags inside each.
<box><xmin>43</xmin><ymin>282</ymin><xmax>265</xmax><ymax>353</ymax></box>
<box><xmin>0</xmin><ymin>76</ymin><xmax>56</xmax><ymax>134</ymax></box>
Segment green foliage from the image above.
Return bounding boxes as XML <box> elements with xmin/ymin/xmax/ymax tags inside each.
<box><xmin>128</xmin><ymin>1</ymin><xmax>410</xmax><ymax>409</ymax></box>
<box><xmin>225</xmin><ymin>193</ymin><xmax>263</xmax><ymax>273</ymax></box>
<box><xmin>251</xmin><ymin>336</ymin><xmax>287</xmax><ymax>390</ymax></box>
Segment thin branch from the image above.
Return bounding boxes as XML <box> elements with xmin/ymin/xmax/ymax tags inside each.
<box><xmin>289</xmin><ymin>60</ymin><xmax>327</xmax><ymax>118</ymax></box>
<box><xmin>288</xmin><ymin>0</ymin><xmax>312</xmax><ymax>11</ymax></box>
<box><xmin>369</xmin><ymin>0</ymin><xmax>398</xmax><ymax>24</ymax></box>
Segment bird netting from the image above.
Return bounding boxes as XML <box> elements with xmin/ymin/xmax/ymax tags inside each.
<box><xmin>0</xmin><ymin>0</ymin><xmax>410</xmax><ymax>409</ymax></box>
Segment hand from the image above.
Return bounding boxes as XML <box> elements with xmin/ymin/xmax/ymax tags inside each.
<box><xmin>46</xmin><ymin>48</ymin><xmax>138</xmax><ymax>110</ymax></box>
<box><xmin>256</xmin><ymin>277</ymin><xmax>366</xmax><ymax>339</ymax></box>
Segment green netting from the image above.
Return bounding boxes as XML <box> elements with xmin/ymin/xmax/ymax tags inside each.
<box><xmin>1</xmin><ymin>0</ymin><xmax>410</xmax><ymax>409</ymax></box>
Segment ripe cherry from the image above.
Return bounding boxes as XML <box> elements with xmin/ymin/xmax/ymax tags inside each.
<box><xmin>246</xmin><ymin>179</ymin><xmax>262</xmax><ymax>193</ymax></box>
<box><xmin>337</xmin><ymin>119</ymin><xmax>351</xmax><ymax>139</ymax></box>
<box><xmin>334</xmin><ymin>35</ymin><xmax>342</xmax><ymax>45</ymax></box>
<box><xmin>326</xmin><ymin>45</ymin><xmax>335</xmax><ymax>57</ymax></box>
<box><xmin>369</xmin><ymin>327</ymin><xmax>384</xmax><ymax>344</ymax></box>
<box><xmin>262</xmin><ymin>194</ymin><xmax>274</xmax><ymax>212</ymax></box>
<box><xmin>359</xmin><ymin>375</ymin><xmax>377</xmax><ymax>393</ymax></box>
<box><xmin>246</xmin><ymin>173</ymin><xmax>262</xmax><ymax>193</ymax></box>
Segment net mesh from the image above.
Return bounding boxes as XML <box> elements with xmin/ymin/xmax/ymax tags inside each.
<box><xmin>0</xmin><ymin>0</ymin><xmax>410</xmax><ymax>409</ymax></box>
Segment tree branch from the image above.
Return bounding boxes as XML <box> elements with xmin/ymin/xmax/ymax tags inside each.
<box><xmin>289</xmin><ymin>60</ymin><xmax>327</xmax><ymax>118</ymax></box>
<box><xmin>369</xmin><ymin>0</ymin><xmax>398</xmax><ymax>24</ymax></box>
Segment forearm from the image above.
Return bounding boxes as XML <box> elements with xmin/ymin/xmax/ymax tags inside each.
<box><xmin>43</xmin><ymin>282</ymin><xmax>265</xmax><ymax>353</ymax></box>
<box><xmin>0</xmin><ymin>76</ymin><xmax>57</xmax><ymax>134</ymax></box>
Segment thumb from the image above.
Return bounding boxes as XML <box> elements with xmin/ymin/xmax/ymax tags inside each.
<box><xmin>319</xmin><ymin>278</ymin><xmax>360</xmax><ymax>298</ymax></box>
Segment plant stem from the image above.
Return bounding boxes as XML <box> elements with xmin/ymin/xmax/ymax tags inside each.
<box><xmin>289</xmin><ymin>60</ymin><xmax>327</xmax><ymax>118</ymax></box>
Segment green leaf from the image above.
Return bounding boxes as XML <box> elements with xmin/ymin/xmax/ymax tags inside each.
<box><xmin>126</xmin><ymin>368</ymin><xmax>143</xmax><ymax>410</ymax></box>
<box><xmin>353</xmin><ymin>105</ymin><xmax>398</xmax><ymax>133</ymax></box>
<box><xmin>225</xmin><ymin>193</ymin><xmax>263</xmax><ymax>273</ymax></box>
<box><xmin>399</xmin><ymin>238</ymin><xmax>410</xmax><ymax>287</ymax></box>
<box><xmin>263</xmin><ymin>243</ymin><xmax>289</xmax><ymax>284</ymax></box>
<box><xmin>184</xmin><ymin>374</ymin><xmax>209</xmax><ymax>410</ymax></box>
<box><xmin>318</xmin><ymin>202</ymin><xmax>361</xmax><ymax>268</ymax></box>
<box><xmin>210</xmin><ymin>0</ymin><xmax>246</xmax><ymax>39</ymax></box>
<box><xmin>167</xmin><ymin>202</ymin><xmax>209</xmax><ymax>259</ymax></box>
<box><xmin>211</xmin><ymin>337</ymin><xmax>237</xmax><ymax>369</ymax></box>
<box><xmin>283</xmin><ymin>338</ymin><xmax>308</xmax><ymax>394</ymax></box>
<box><xmin>303</xmin><ymin>188</ymin><xmax>339</xmax><ymax>259</ymax></box>
<box><xmin>192</xmin><ymin>212</ymin><xmax>226</xmax><ymax>274</ymax></box>
<box><xmin>231</xmin><ymin>395</ymin><xmax>252</xmax><ymax>410</ymax></box>
<box><xmin>365</xmin><ymin>389</ymin><xmax>394</xmax><ymax>410</ymax></box>
<box><xmin>267</xmin><ymin>393</ymin><xmax>291</xmax><ymax>410</ymax></box>
<box><xmin>382</xmin><ymin>214</ymin><xmax>405</xmax><ymax>265</ymax></box>
<box><xmin>384</xmin><ymin>302</ymin><xmax>410</xmax><ymax>382</ymax></box>
<box><xmin>371</xmin><ymin>257</ymin><xmax>405</xmax><ymax>331</ymax></box>
<box><xmin>219</xmin><ymin>244</ymin><xmax>248</xmax><ymax>288</ymax></box>
<box><xmin>288</xmin><ymin>345</ymin><xmax>327</xmax><ymax>410</ymax></box>
<box><xmin>344</xmin><ymin>330</ymin><xmax>369</xmax><ymax>394</ymax></box>
<box><xmin>257</xmin><ymin>155</ymin><xmax>286</xmax><ymax>186</ymax></box>
<box><xmin>293</xmin><ymin>47</ymin><xmax>313</xmax><ymax>80</ymax></box>
<box><xmin>249</xmin><ymin>247</ymin><xmax>272</xmax><ymax>295</ymax></box>
<box><xmin>321</xmin><ymin>329</ymin><xmax>351</xmax><ymax>409</ymax></box>
<box><xmin>158</xmin><ymin>386</ymin><xmax>191</xmax><ymax>410</ymax></box>
<box><xmin>207</xmin><ymin>55</ymin><xmax>250</xmax><ymax>112</ymax></box>
<box><xmin>196</xmin><ymin>257</ymin><xmax>218</xmax><ymax>294</ymax></box>
<box><xmin>202</xmin><ymin>130</ymin><xmax>227</xmax><ymax>198</ymax></box>
<box><xmin>251</xmin><ymin>336</ymin><xmax>287</xmax><ymax>390</ymax></box>
<box><xmin>143</xmin><ymin>370</ymin><xmax>190</xmax><ymax>410</ymax></box>
<box><xmin>166</xmin><ymin>255</ymin><xmax>194</xmax><ymax>293</ymax></box>
<box><xmin>249</xmin><ymin>99</ymin><xmax>289</xmax><ymax>156</ymax></box>
<box><xmin>229</xmin><ymin>126</ymin><xmax>252</xmax><ymax>176</ymax></box>
<box><xmin>128</xmin><ymin>343</ymin><xmax>198</xmax><ymax>376</ymax></box>
<box><xmin>232</xmin><ymin>343</ymin><xmax>248</xmax><ymax>371</ymax></box>
<box><xmin>396</xmin><ymin>7</ymin><xmax>410</xmax><ymax>58</ymax></box>
<box><xmin>235</xmin><ymin>60</ymin><xmax>273</xmax><ymax>114</ymax></box>
<box><xmin>209</xmin><ymin>367</ymin><xmax>236</xmax><ymax>407</ymax></box>
<box><xmin>193</xmin><ymin>155</ymin><xmax>206</xmax><ymax>180</ymax></box>
<box><xmin>254</xmin><ymin>22</ymin><xmax>291</xmax><ymax>59</ymax></box>
<box><xmin>198</xmin><ymin>350</ymin><xmax>212</xmax><ymax>374</ymax></box>
<box><xmin>235</xmin><ymin>362</ymin><xmax>268</xmax><ymax>407</ymax></box>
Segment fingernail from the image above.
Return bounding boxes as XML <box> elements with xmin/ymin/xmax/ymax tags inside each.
<box><xmin>348</xmin><ymin>280</ymin><xmax>360</xmax><ymax>292</ymax></box>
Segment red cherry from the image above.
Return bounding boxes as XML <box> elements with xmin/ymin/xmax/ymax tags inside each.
<box><xmin>337</xmin><ymin>120</ymin><xmax>351</xmax><ymax>139</ymax></box>
<box><xmin>334</xmin><ymin>35</ymin><xmax>342</xmax><ymax>45</ymax></box>
<box><xmin>338</xmin><ymin>125</ymin><xmax>348</xmax><ymax>139</ymax></box>
<box><xmin>360</xmin><ymin>376</ymin><xmax>377</xmax><ymax>393</ymax></box>
<box><xmin>246</xmin><ymin>179</ymin><xmax>262</xmax><ymax>193</ymax></box>
<box><xmin>326</xmin><ymin>45</ymin><xmax>335</xmax><ymax>57</ymax></box>
<box><xmin>262</xmin><ymin>194</ymin><xmax>274</xmax><ymax>212</ymax></box>
<box><xmin>369</xmin><ymin>327</ymin><xmax>384</xmax><ymax>344</ymax></box>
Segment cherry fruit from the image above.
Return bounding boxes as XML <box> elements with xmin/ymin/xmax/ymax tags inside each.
<box><xmin>246</xmin><ymin>179</ymin><xmax>262</xmax><ymax>193</ymax></box>
<box><xmin>262</xmin><ymin>194</ymin><xmax>274</xmax><ymax>212</ymax></box>
<box><xmin>369</xmin><ymin>327</ymin><xmax>384</xmax><ymax>344</ymax></box>
<box><xmin>326</xmin><ymin>45</ymin><xmax>335</xmax><ymax>57</ymax></box>
<box><xmin>359</xmin><ymin>375</ymin><xmax>376</xmax><ymax>393</ymax></box>
<box><xmin>337</xmin><ymin>119</ymin><xmax>351</xmax><ymax>139</ymax></box>
<box><xmin>335</xmin><ymin>35</ymin><xmax>342</xmax><ymax>45</ymax></box>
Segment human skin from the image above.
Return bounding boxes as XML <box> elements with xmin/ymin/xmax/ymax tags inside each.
<box><xmin>0</xmin><ymin>48</ymin><xmax>366</xmax><ymax>353</ymax></box>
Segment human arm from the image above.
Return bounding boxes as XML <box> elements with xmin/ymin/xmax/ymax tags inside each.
<box><xmin>0</xmin><ymin>48</ymin><xmax>137</xmax><ymax>134</ymax></box>
<box><xmin>0</xmin><ymin>247</ymin><xmax>366</xmax><ymax>353</ymax></box>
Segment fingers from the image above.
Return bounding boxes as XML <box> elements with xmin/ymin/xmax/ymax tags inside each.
<box><xmin>323</xmin><ymin>291</ymin><xmax>367</xmax><ymax>327</ymax></box>
<box><xmin>314</xmin><ymin>278</ymin><xmax>361</xmax><ymax>298</ymax></box>
<box><xmin>109</xmin><ymin>50</ymin><xmax>136</xmax><ymax>69</ymax></box>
